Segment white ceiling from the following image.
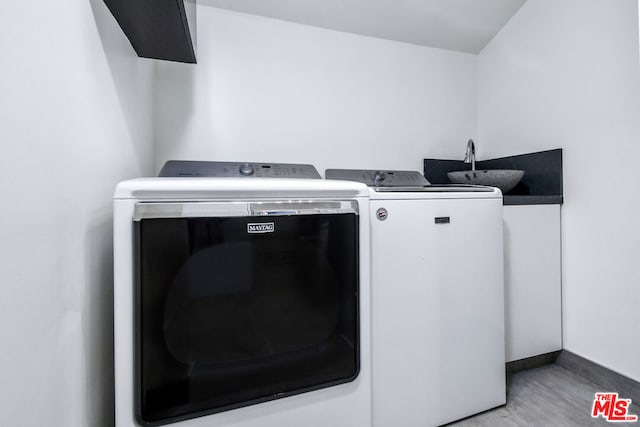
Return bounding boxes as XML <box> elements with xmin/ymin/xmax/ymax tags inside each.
<box><xmin>200</xmin><ymin>0</ymin><xmax>527</xmax><ymax>54</ymax></box>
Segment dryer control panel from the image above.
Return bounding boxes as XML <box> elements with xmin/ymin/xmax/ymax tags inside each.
<box><xmin>159</xmin><ymin>161</ymin><xmax>321</xmax><ymax>179</ymax></box>
<box><xmin>325</xmin><ymin>169</ymin><xmax>430</xmax><ymax>187</ymax></box>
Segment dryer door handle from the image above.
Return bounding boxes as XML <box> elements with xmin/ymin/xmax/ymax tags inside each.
<box><xmin>133</xmin><ymin>200</ymin><xmax>358</xmax><ymax>221</ymax></box>
<box><xmin>133</xmin><ymin>201</ymin><xmax>251</xmax><ymax>220</ymax></box>
<box><xmin>249</xmin><ymin>201</ymin><xmax>359</xmax><ymax>216</ymax></box>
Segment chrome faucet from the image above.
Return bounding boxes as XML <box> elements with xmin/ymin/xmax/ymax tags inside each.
<box><xmin>464</xmin><ymin>139</ymin><xmax>476</xmax><ymax>171</ymax></box>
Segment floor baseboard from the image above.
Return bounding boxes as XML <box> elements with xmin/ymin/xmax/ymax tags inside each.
<box><xmin>556</xmin><ymin>350</ymin><xmax>640</xmax><ymax>405</ymax></box>
<box><xmin>506</xmin><ymin>351</ymin><xmax>561</xmax><ymax>377</ymax></box>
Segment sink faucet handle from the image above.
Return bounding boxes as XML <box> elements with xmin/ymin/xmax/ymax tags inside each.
<box><xmin>464</xmin><ymin>139</ymin><xmax>476</xmax><ymax>171</ymax></box>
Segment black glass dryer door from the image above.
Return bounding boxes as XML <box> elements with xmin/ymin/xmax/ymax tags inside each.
<box><xmin>134</xmin><ymin>201</ymin><xmax>360</xmax><ymax>426</ymax></box>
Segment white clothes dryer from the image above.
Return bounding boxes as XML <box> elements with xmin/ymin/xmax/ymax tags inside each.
<box><xmin>326</xmin><ymin>169</ymin><xmax>506</xmax><ymax>427</ymax></box>
<box><xmin>113</xmin><ymin>162</ymin><xmax>371</xmax><ymax>427</ymax></box>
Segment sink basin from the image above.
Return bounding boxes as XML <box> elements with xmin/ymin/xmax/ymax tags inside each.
<box><xmin>447</xmin><ymin>169</ymin><xmax>525</xmax><ymax>193</ymax></box>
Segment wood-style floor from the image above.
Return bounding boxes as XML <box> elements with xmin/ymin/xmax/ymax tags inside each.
<box><xmin>450</xmin><ymin>364</ymin><xmax>640</xmax><ymax>426</ymax></box>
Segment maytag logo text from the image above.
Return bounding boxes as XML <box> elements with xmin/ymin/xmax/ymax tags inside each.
<box><xmin>247</xmin><ymin>222</ymin><xmax>275</xmax><ymax>234</ymax></box>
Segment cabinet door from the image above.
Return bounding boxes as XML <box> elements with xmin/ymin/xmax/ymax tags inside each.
<box><xmin>504</xmin><ymin>205</ymin><xmax>562</xmax><ymax>362</ymax></box>
<box><xmin>370</xmin><ymin>197</ymin><xmax>505</xmax><ymax>427</ymax></box>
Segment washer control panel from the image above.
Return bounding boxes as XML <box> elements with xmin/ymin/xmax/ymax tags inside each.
<box><xmin>325</xmin><ymin>169</ymin><xmax>430</xmax><ymax>187</ymax></box>
<box><xmin>159</xmin><ymin>161</ymin><xmax>321</xmax><ymax>179</ymax></box>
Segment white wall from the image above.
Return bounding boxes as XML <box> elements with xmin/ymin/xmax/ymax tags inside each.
<box><xmin>0</xmin><ymin>0</ymin><xmax>154</xmax><ymax>425</ymax></box>
<box><xmin>478</xmin><ymin>0</ymin><xmax>640</xmax><ymax>381</ymax></box>
<box><xmin>3</xmin><ymin>1</ymin><xmax>637</xmax><ymax>423</ymax></box>
<box><xmin>154</xmin><ymin>6</ymin><xmax>478</xmax><ymax>175</ymax></box>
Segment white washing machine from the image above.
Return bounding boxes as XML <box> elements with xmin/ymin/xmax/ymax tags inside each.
<box><xmin>113</xmin><ymin>162</ymin><xmax>371</xmax><ymax>427</ymax></box>
<box><xmin>326</xmin><ymin>169</ymin><xmax>506</xmax><ymax>427</ymax></box>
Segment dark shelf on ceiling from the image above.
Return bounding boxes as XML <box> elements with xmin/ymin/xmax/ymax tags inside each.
<box><xmin>103</xmin><ymin>0</ymin><xmax>197</xmax><ymax>63</ymax></box>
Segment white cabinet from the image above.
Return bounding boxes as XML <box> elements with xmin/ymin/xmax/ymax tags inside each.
<box><xmin>503</xmin><ymin>204</ymin><xmax>562</xmax><ymax>362</ymax></box>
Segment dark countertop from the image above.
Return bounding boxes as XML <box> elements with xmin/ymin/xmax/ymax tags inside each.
<box><xmin>424</xmin><ymin>149</ymin><xmax>563</xmax><ymax>206</ymax></box>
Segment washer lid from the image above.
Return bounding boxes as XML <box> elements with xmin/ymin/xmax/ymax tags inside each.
<box><xmin>113</xmin><ymin>177</ymin><xmax>369</xmax><ymax>200</ymax></box>
<box><xmin>325</xmin><ymin>169</ymin><xmax>430</xmax><ymax>187</ymax></box>
<box><xmin>372</xmin><ymin>184</ymin><xmax>496</xmax><ymax>193</ymax></box>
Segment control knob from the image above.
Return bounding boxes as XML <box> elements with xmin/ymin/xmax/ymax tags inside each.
<box><xmin>239</xmin><ymin>163</ymin><xmax>255</xmax><ymax>176</ymax></box>
<box><xmin>373</xmin><ymin>171</ymin><xmax>387</xmax><ymax>184</ymax></box>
